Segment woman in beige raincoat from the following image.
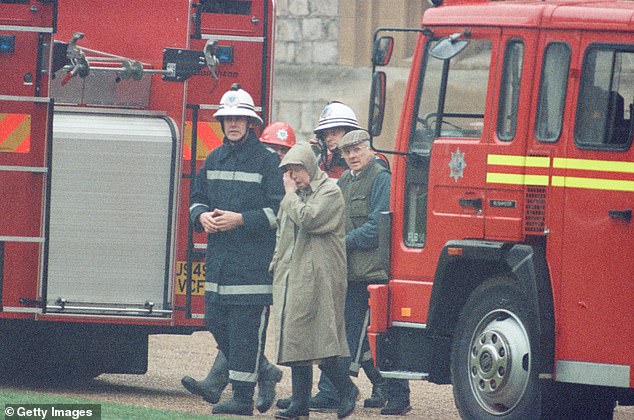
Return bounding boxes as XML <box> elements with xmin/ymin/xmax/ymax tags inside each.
<box><xmin>271</xmin><ymin>143</ymin><xmax>358</xmax><ymax>420</ymax></box>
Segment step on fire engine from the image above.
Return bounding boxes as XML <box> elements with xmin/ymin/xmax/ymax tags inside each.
<box><xmin>366</xmin><ymin>0</ymin><xmax>633</xmax><ymax>418</ymax></box>
<box><xmin>0</xmin><ymin>0</ymin><xmax>275</xmax><ymax>378</ymax></box>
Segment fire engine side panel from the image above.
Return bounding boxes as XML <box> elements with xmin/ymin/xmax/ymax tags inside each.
<box><xmin>0</xmin><ymin>104</ymin><xmax>47</xmax><ymax>238</ymax></box>
<box><xmin>0</xmin><ymin>1</ymin><xmax>54</xmax><ymax>318</ymax></box>
<box><xmin>0</xmin><ymin>1</ymin><xmax>54</xmax><ymax>28</ymax></box>
<box><xmin>55</xmin><ymin>0</ymin><xmax>191</xmax><ymax>121</ymax></box>
<box><xmin>187</xmin><ymin>0</ymin><xmax>270</xmax><ymax>105</ymax></box>
<box><xmin>186</xmin><ymin>38</ymin><xmax>265</xmax><ymax>106</ymax></box>
<box><xmin>1</xmin><ymin>0</ymin><xmax>276</xmax><ymax>339</ymax></box>
<box><xmin>554</xmin><ymin>29</ymin><xmax>634</xmax><ymax>387</ymax></box>
<box><xmin>0</xmin><ymin>31</ymin><xmax>45</xmax><ymax>96</ymax></box>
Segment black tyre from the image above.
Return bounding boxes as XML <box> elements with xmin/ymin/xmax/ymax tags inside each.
<box><xmin>451</xmin><ymin>276</ymin><xmax>541</xmax><ymax>419</ymax></box>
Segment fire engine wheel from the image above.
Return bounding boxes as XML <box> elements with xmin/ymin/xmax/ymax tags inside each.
<box><xmin>451</xmin><ymin>275</ymin><xmax>540</xmax><ymax>419</ymax></box>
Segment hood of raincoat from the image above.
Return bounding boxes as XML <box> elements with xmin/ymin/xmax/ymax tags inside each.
<box><xmin>279</xmin><ymin>143</ymin><xmax>328</xmax><ymax>190</ymax></box>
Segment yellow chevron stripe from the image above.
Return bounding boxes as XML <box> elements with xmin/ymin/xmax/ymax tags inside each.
<box><xmin>553</xmin><ymin>157</ymin><xmax>634</xmax><ymax>173</ymax></box>
<box><xmin>488</xmin><ymin>154</ymin><xmax>550</xmax><ymax>168</ymax></box>
<box><xmin>486</xmin><ymin>172</ymin><xmax>549</xmax><ymax>186</ymax></box>
<box><xmin>551</xmin><ymin>175</ymin><xmax>634</xmax><ymax>192</ymax></box>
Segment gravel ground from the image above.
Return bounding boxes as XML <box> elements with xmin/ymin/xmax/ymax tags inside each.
<box><xmin>3</xmin><ymin>330</ymin><xmax>633</xmax><ymax>419</ymax></box>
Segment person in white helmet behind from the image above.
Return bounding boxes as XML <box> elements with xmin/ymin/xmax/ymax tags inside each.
<box><xmin>312</xmin><ymin>101</ymin><xmax>362</xmax><ymax>179</ymax></box>
<box><xmin>184</xmin><ymin>84</ymin><xmax>284</xmax><ymax>416</ymax></box>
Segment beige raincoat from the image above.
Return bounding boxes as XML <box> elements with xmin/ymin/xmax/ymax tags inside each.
<box><xmin>271</xmin><ymin>144</ymin><xmax>349</xmax><ymax>365</ymax></box>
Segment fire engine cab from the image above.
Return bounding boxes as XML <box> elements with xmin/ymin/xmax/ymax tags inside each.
<box><xmin>0</xmin><ymin>0</ymin><xmax>275</xmax><ymax>378</ymax></box>
<box><xmin>367</xmin><ymin>0</ymin><xmax>633</xmax><ymax>418</ymax></box>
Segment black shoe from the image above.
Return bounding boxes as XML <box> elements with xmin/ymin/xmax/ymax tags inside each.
<box><xmin>364</xmin><ymin>383</ymin><xmax>387</xmax><ymax>408</ymax></box>
<box><xmin>380</xmin><ymin>399</ymin><xmax>411</xmax><ymax>416</ymax></box>
<box><xmin>337</xmin><ymin>384</ymin><xmax>359</xmax><ymax>419</ymax></box>
<box><xmin>212</xmin><ymin>398</ymin><xmax>254</xmax><ymax>416</ymax></box>
<box><xmin>276</xmin><ymin>397</ymin><xmax>293</xmax><ymax>410</ymax></box>
<box><xmin>181</xmin><ymin>375</ymin><xmax>222</xmax><ymax>405</ymax></box>
<box><xmin>256</xmin><ymin>364</ymin><xmax>283</xmax><ymax>413</ymax></box>
<box><xmin>308</xmin><ymin>392</ymin><xmax>339</xmax><ymax>412</ymax></box>
<box><xmin>274</xmin><ymin>402</ymin><xmax>310</xmax><ymax>420</ymax></box>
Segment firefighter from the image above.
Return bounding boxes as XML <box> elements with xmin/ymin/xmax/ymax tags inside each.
<box><xmin>185</xmin><ymin>84</ymin><xmax>284</xmax><ymax>416</ymax></box>
<box><xmin>271</xmin><ymin>143</ymin><xmax>359</xmax><ymax>420</ymax></box>
<box><xmin>312</xmin><ymin>101</ymin><xmax>361</xmax><ymax>179</ymax></box>
<box><xmin>260</xmin><ymin>121</ymin><xmax>296</xmax><ymax>159</ymax></box>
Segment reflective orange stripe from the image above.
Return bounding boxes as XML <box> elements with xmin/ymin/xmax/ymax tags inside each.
<box><xmin>0</xmin><ymin>113</ymin><xmax>31</xmax><ymax>153</ymax></box>
<box><xmin>183</xmin><ymin>121</ymin><xmax>222</xmax><ymax>160</ymax></box>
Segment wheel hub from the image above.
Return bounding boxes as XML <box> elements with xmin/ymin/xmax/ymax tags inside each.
<box><xmin>468</xmin><ymin>310</ymin><xmax>531</xmax><ymax>415</ymax></box>
<box><xmin>479</xmin><ymin>351</ymin><xmax>493</xmax><ymax>373</ymax></box>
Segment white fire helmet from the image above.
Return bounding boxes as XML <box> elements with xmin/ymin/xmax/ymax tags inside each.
<box><xmin>313</xmin><ymin>101</ymin><xmax>361</xmax><ymax>134</ymax></box>
<box><xmin>213</xmin><ymin>84</ymin><xmax>263</xmax><ymax>125</ymax></box>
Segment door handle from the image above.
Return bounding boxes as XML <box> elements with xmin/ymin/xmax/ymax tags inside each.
<box><xmin>459</xmin><ymin>197</ymin><xmax>482</xmax><ymax>210</ymax></box>
<box><xmin>608</xmin><ymin>209</ymin><xmax>632</xmax><ymax>221</ymax></box>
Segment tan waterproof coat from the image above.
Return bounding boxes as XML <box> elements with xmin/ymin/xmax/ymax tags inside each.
<box><xmin>271</xmin><ymin>144</ymin><xmax>349</xmax><ymax>365</ymax></box>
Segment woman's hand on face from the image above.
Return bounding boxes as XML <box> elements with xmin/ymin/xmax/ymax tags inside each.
<box><xmin>283</xmin><ymin>171</ymin><xmax>297</xmax><ymax>194</ymax></box>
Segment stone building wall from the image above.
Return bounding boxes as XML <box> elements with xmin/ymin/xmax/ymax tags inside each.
<box><xmin>271</xmin><ymin>0</ymin><xmax>426</xmax><ymax>143</ymax></box>
<box><xmin>272</xmin><ymin>0</ymin><xmax>343</xmax><ymax>141</ymax></box>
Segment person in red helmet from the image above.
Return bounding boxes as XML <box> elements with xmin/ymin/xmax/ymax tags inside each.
<box><xmin>260</xmin><ymin>122</ymin><xmax>296</xmax><ymax>159</ymax></box>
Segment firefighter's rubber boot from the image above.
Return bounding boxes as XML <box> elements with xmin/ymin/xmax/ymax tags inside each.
<box><xmin>318</xmin><ymin>359</ymin><xmax>359</xmax><ymax>419</ymax></box>
<box><xmin>212</xmin><ymin>381</ymin><xmax>254</xmax><ymax>416</ymax></box>
<box><xmin>181</xmin><ymin>350</ymin><xmax>229</xmax><ymax>404</ymax></box>
<box><xmin>308</xmin><ymin>392</ymin><xmax>339</xmax><ymax>411</ymax></box>
<box><xmin>380</xmin><ymin>380</ymin><xmax>412</xmax><ymax>416</ymax></box>
<box><xmin>276</xmin><ymin>397</ymin><xmax>292</xmax><ymax>410</ymax></box>
<box><xmin>274</xmin><ymin>365</ymin><xmax>311</xmax><ymax>420</ymax></box>
<box><xmin>364</xmin><ymin>383</ymin><xmax>387</xmax><ymax>408</ymax></box>
<box><xmin>256</xmin><ymin>357</ymin><xmax>283</xmax><ymax>413</ymax></box>
<box><xmin>361</xmin><ymin>360</ymin><xmax>387</xmax><ymax>408</ymax></box>
<box><xmin>380</xmin><ymin>398</ymin><xmax>412</xmax><ymax>416</ymax></box>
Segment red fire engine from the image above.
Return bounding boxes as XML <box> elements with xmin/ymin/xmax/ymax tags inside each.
<box><xmin>0</xmin><ymin>0</ymin><xmax>275</xmax><ymax>378</ymax></box>
<box><xmin>366</xmin><ymin>0</ymin><xmax>633</xmax><ymax>418</ymax></box>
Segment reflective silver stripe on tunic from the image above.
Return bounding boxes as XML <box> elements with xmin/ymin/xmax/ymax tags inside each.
<box><xmin>263</xmin><ymin>207</ymin><xmax>277</xmax><ymax>229</ymax></box>
<box><xmin>205</xmin><ymin>282</ymin><xmax>273</xmax><ymax>295</ymax></box>
<box><xmin>207</xmin><ymin>170</ymin><xmax>263</xmax><ymax>183</ymax></box>
<box><xmin>189</xmin><ymin>203</ymin><xmax>209</xmax><ymax>213</ymax></box>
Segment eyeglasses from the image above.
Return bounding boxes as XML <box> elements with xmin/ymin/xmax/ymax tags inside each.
<box><xmin>341</xmin><ymin>144</ymin><xmax>368</xmax><ymax>156</ymax></box>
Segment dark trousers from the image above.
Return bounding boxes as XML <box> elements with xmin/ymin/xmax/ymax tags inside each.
<box><xmin>316</xmin><ymin>282</ymin><xmax>410</xmax><ymax>402</ymax></box>
<box><xmin>205</xmin><ymin>298</ymin><xmax>269</xmax><ymax>397</ymax></box>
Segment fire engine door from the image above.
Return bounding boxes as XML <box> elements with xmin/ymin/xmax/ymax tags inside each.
<box><xmin>417</xmin><ymin>30</ymin><xmax>500</xmax><ymax>248</ymax></box>
<box><xmin>384</xmin><ymin>29</ymin><xmax>498</xmax><ymax>297</ymax></box>
<box><xmin>556</xmin><ymin>35</ymin><xmax>634</xmax><ymax>385</ymax></box>
<box><xmin>45</xmin><ymin>110</ymin><xmax>177</xmax><ymax>316</ymax></box>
